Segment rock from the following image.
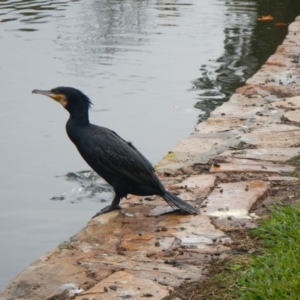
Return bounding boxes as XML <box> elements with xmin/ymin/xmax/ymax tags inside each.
<box><xmin>219</xmin><ymin>148</ymin><xmax>300</xmax><ymax>162</ymax></box>
<box><xmin>210</xmin><ymin>157</ymin><xmax>295</xmax><ymax>174</ymax></box>
<box><xmin>272</xmin><ymin>95</ymin><xmax>300</xmax><ymax>109</ymax></box>
<box><xmin>202</xmin><ymin>181</ymin><xmax>268</xmax><ymax>219</ymax></box>
<box><xmin>170</xmin><ymin>174</ymin><xmax>216</xmax><ymax>191</ymax></box>
<box><xmin>240</xmin><ymin>124</ymin><xmax>300</xmax><ymax>148</ymax></box>
<box><xmin>75</xmin><ymin>271</ymin><xmax>171</xmax><ymax>300</ymax></box>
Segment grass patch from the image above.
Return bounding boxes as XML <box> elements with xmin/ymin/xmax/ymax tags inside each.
<box><xmin>236</xmin><ymin>203</ymin><xmax>300</xmax><ymax>299</ymax></box>
<box><xmin>287</xmin><ymin>154</ymin><xmax>300</xmax><ymax>178</ymax></box>
<box><xmin>182</xmin><ymin>204</ymin><xmax>300</xmax><ymax>300</ymax></box>
<box><xmin>162</xmin><ymin>152</ymin><xmax>176</xmax><ymax>160</ymax></box>
<box><xmin>164</xmin><ymin>203</ymin><xmax>300</xmax><ymax>300</ymax></box>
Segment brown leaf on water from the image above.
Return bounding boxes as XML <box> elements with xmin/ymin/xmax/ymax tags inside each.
<box><xmin>258</xmin><ymin>15</ymin><xmax>273</xmax><ymax>21</ymax></box>
<box><xmin>275</xmin><ymin>22</ymin><xmax>288</xmax><ymax>27</ymax></box>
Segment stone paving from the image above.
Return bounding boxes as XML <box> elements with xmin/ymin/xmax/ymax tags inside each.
<box><xmin>2</xmin><ymin>17</ymin><xmax>300</xmax><ymax>300</ymax></box>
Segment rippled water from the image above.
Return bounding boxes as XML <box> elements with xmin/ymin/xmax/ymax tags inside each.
<box><xmin>0</xmin><ymin>0</ymin><xmax>298</xmax><ymax>289</ymax></box>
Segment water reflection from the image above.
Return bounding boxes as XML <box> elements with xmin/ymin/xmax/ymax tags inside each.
<box><xmin>193</xmin><ymin>0</ymin><xmax>300</xmax><ymax>122</ymax></box>
<box><xmin>0</xmin><ymin>0</ymin><xmax>74</xmax><ymax>31</ymax></box>
<box><xmin>52</xmin><ymin>0</ymin><xmax>200</xmax><ymax>77</ymax></box>
<box><xmin>62</xmin><ymin>0</ymin><xmax>152</xmax><ymax>57</ymax></box>
<box><xmin>193</xmin><ymin>0</ymin><xmax>258</xmax><ymax>121</ymax></box>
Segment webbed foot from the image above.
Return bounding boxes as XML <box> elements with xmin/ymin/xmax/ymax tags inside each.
<box><xmin>92</xmin><ymin>204</ymin><xmax>121</xmax><ymax>218</ymax></box>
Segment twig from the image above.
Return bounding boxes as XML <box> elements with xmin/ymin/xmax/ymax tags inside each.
<box><xmin>189</xmin><ymin>291</ymin><xmax>194</xmax><ymax>300</ymax></box>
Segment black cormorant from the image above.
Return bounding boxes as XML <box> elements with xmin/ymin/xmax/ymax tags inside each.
<box><xmin>32</xmin><ymin>87</ymin><xmax>199</xmax><ymax>217</ymax></box>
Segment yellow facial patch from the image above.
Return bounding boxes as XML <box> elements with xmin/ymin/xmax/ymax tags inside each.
<box><xmin>52</xmin><ymin>94</ymin><xmax>68</xmax><ymax>107</ymax></box>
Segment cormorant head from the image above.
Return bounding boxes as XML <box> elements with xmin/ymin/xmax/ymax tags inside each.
<box><xmin>32</xmin><ymin>87</ymin><xmax>92</xmax><ymax>113</ymax></box>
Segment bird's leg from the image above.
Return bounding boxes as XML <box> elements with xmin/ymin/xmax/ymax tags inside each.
<box><xmin>92</xmin><ymin>195</ymin><xmax>121</xmax><ymax>218</ymax></box>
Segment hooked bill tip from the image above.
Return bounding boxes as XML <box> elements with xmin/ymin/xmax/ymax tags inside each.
<box><xmin>31</xmin><ymin>89</ymin><xmax>52</xmax><ymax>96</ymax></box>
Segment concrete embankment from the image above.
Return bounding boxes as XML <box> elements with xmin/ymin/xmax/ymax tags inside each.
<box><xmin>2</xmin><ymin>17</ymin><xmax>300</xmax><ymax>300</ymax></box>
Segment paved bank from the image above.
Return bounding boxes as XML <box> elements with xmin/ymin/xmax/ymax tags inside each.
<box><xmin>2</xmin><ymin>17</ymin><xmax>300</xmax><ymax>300</ymax></box>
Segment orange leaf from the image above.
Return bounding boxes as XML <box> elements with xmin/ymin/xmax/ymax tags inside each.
<box><xmin>258</xmin><ymin>15</ymin><xmax>274</xmax><ymax>21</ymax></box>
<box><xmin>275</xmin><ymin>22</ymin><xmax>288</xmax><ymax>27</ymax></box>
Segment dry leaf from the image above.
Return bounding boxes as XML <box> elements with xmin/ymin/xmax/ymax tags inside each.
<box><xmin>258</xmin><ymin>15</ymin><xmax>274</xmax><ymax>21</ymax></box>
<box><xmin>275</xmin><ymin>22</ymin><xmax>288</xmax><ymax>27</ymax></box>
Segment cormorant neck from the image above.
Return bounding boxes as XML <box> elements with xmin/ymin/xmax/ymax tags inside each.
<box><xmin>68</xmin><ymin>109</ymin><xmax>90</xmax><ymax>126</ymax></box>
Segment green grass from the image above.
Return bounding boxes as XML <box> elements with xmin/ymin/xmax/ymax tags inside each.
<box><xmin>237</xmin><ymin>204</ymin><xmax>300</xmax><ymax>300</ymax></box>
<box><xmin>198</xmin><ymin>204</ymin><xmax>300</xmax><ymax>300</ymax></box>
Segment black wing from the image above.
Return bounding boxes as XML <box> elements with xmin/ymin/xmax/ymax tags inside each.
<box><xmin>78</xmin><ymin>125</ymin><xmax>163</xmax><ymax>190</ymax></box>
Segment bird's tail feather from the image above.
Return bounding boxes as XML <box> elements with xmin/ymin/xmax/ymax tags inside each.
<box><xmin>163</xmin><ymin>191</ymin><xmax>199</xmax><ymax>215</ymax></box>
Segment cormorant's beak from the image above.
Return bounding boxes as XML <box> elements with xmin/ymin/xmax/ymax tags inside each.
<box><xmin>32</xmin><ymin>89</ymin><xmax>68</xmax><ymax>107</ymax></box>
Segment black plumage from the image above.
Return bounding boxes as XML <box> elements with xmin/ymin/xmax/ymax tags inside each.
<box><xmin>32</xmin><ymin>87</ymin><xmax>199</xmax><ymax>217</ymax></box>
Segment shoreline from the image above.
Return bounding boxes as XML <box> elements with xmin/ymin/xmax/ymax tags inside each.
<box><xmin>2</xmin><ymin>16</ymin><xmax>300</xmax><ymax>300</ymax></box>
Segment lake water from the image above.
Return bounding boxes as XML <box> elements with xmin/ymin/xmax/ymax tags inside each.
<box><xmin>0</xmin><ymin>0</ymin><xmax>298</xmax><ymax>290</ymax></box>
